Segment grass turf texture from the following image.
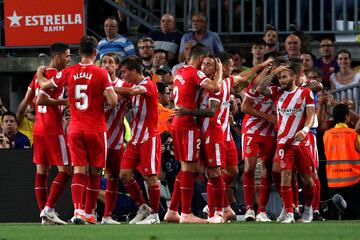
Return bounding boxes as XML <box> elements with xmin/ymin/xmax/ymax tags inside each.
<box><xmin>1</xmin><ymin>221</ymin><xmax>360</xmax><ymax>240</ymax></box>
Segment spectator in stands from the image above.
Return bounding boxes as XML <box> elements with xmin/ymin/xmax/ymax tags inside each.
<box><xmin>137</xmin><ymin>37</ymin><xmax>155</xmax><ymax>72</ymax></box>
<box><xmin>300</xmin><ymin>51</ymin><xmax>316</xmax><ymax>71</ymax></box>
<box><xmin>330</xmin><ymin>49</ymin><xmax>359</xmax><ymax>90</ymax></box>
<box><xmin>305</xmin><ymin>67</ymin><xmax>323</xmax><ymax>84</ymax></box>
<box><xmin>230</xmin><ymin>51</ymin><xmax>248</xmax><ymax>74</ymax></box>
<box><xmin>97</xmin><ymin>16</ymin><xmax>136</xmax><ymax>61</ymax></box>
<box><xmin>323</xmin><ymin>103</ymin><xmax>360</xmax><ymax>220</ymax></box>
<box><xmin>148</xmin><ymin>13</ymin><xmax>182</xmax><ymax>68</ymax></box>
<box><xmin>244</xmin><ymin>38</ymin><xmax>266</xmax><ymax>68</ymax></box>
<box><xmin>284</xmin><ymin>34</ymin><xmax>301</xmax><ymax>59</ymax></box>
<box><xmin>1</xmin><ymin>111</ymin><xmax>30</xmax><ymax>149</ymax></box>
<box><xmin>16</xmin><ymin>104</ymin><xmax>35</xmax><ymax>146</ymax></box>
<box><xmin>156</xmin><ymin>82</ymin><xmax>173</xmax><ymax>134</ymax></box>
<box><xmin>149</xmin><ymin>49</ymin><xmax>168</xmax><ymax>82</ymax></box>
<box><xmin>179</xmin><ymin>12</ymin><xmax>224</xmax><ymax>54</ymax></box>
<box><xmin>263</xmin><ymin>25</ymin><xmax>279</xmax><ymax>53</ymax></box>
<box><xmin>314</xmin><ymin>38</ymin><xmax>339</xmax><ymax>90</ymax></box>
<box><xmin>171</xmin><ymin>41</ymin><xmax>195</xmax><ymax>76</ymax></box>
<box><xmin>156</xmin><ymin>64</ymin><xmax>173</xmax><ymax>85</ymax></box>
<box><xmin>0</xmin><ymin>130</ymin><xmax>10</xmax><ymax>149</ymax></box>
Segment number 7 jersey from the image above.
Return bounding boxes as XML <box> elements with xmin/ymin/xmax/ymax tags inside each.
<box><xmin>52</xmin><ymin>63</ymin><xmax>113</xmax><ymax>132</ymax></box>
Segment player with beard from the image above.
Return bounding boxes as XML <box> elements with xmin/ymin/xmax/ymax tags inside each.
<box><xmin>257</xmin><ymin>59</ymin><xmax>315</xmax><ymax>223</ymax></box>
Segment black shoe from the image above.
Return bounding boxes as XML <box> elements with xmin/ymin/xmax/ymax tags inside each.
<box><xmin>294</xmin><ymin>210</ymin><xmax>302</xmax><ymax>221</ymax></box>
<box><xmin>313</xmin><ymin>212</ymin><xmax>325</xmax><ymax>221</ymax></box>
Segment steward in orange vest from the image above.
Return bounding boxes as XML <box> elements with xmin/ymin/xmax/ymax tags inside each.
<box><xmin>323</xmin><ymin>104</ymin><xmax>360</xmax><ymax>188</ymax></box>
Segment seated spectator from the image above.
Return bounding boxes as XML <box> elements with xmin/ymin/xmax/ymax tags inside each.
<box><xmin>244</xmin><ymin>38</ymin><xmax>266</xmax><ymax>68</ymax></box>
<box><xmin>97</xmin><ymin>16</ymin><xmax>136</xmax><ymax>61</ymax></box>
<box><xmin>263</xmin><ymin>25</ymin><xmax>279</xmax><ymax>54</ymax></box>
<box><xmin>137</xmin><ymin>37</ymin><xmax>155</xmax><ymax>72</ymax></box>
<box><xmin>0</xmin><ymin>131</ymin><xmax>10</xmax><ymax>149</ymax></box>
<box><xmin>300</xmin><ymin>51</ymin><xmax>316</xmax><ymax>71</ymax></box>
<box><xmin>155</xmin><ymin>64</ymin><xmax>173</xmax><ymax>85</ymax></box>
<box><xmin>149</xmin><ymin>49</ymin><xmax>168</xmax><ymax>82</ymax></box>
<box><xmin>148</xmin><ymin>13</ymin><xmax>182</xmax><ymax>68</ymax></box>
<box><xmin>2</xmin><ymin>111</ymin><xmax>30</xmax><ymax>149</ymax></box>
<box><xmin>314</xmin><ymin>38</ymin><xmax>339</xmax><ymax>90</ymax></box>
<box><xmin>179</xmin><ymin>12</ymin><xmax>224</xmax><ymax>54</ymax></box>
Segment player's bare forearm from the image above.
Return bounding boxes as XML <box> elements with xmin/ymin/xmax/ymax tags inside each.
<box><xmin>304</xmin><ymin>105</ymin><xmax>315</xmax><ymax>129</ymax></box>
<box><xmin>114</xmin><ymin>86</ymin><xmax>145</xmax><ymax>96</ymax></box>
<box><xmin>37</xmin><ymin>93</ymin><xmax>69</xmax><ymax>107</ymax></box>
<box><xmin>256</xmin><ymin>73</ymin><xmax>274</xmax><ymax>96</ymax></box>
<box><xmin>241</xmin><ymin>96</ymin><xmax>276</xmax><ymax>124</ymax></box>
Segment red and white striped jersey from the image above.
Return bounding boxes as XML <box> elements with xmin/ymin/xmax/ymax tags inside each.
<box><xmin>218</xmin><ymin>77</ymin><xmax>233</xmax><ymax>142</ymax></box>
<box><xmin>172</xmin><ymin>65</ymin><xmax>208</xmax><ymax>130</ymax></box>
<box><xmin>198</xmin><ymin>89</ymin><xmax>224</xmax><ymax>143</ymax></box>
<box><xmin>128</xmin><ymin>77</ymin><xmax>159</xmax><ymax>144</ymax></box>
<box><xmin>105</xmin><ymin>78</ymin><xmax>129</xmax><ymax>150</ymax></box>
<box><xmin>271</xmin><ymin>86</ymin><xmax>315</xmax><ymax>146</ymax></box>
<box><xmin>29</xmin><ymin>68</ymin><xmax>65</xmax><ymax>136</ymax></box>
<box><xmin>242</xmin><ymin>80</ymin><xmax>276</xmax><ymax>137</ymax></box>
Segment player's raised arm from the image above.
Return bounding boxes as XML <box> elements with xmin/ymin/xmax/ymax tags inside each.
<box><xmin>241</xmin><ymin>95</ymin><xmax>276</xmax><ymax>125</ymax></box>
<box><xmin>36</xmin><ymin>91</ymin><xmax>69</xmax><ymax>107</ymax></box>
<box><xmin>36</xmin><ymin>66</ymin><xmax>57</xmax><ymax>90</ymax></box>
<box><xmin>200</xmin><ymin>58</ymin><xmax>223</xmax><ymax>92</ymax></box>
<box><xmin>233</xmin><ymin>58</ymin><xmax>273</xmax><ymax>87</ymax></box>
<box><xmin>257</xmin><ymin>65</ymin><xmax>288</xmax><ymax>96</ymax></box>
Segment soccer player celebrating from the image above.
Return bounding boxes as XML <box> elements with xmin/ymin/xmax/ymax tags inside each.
<box><xmin>257</xmin><ymin>59</ymin><xmax>315</xmax><ymax>223</ymax></box>
<box><xmin>23</xmin><ymin>42</ymin><xmax>72</xmax><ymax>225</ymax></box>
<box><xmin>100</xmin><ymin>53</ymin><xmax>129</xmax><ymax>224</ymax></box>
<box><xmin>37</xmin><ymin>36</ymin><xmax>118</xmax><ymax>224</ymax></box>
<box><xmin>166</xmin><ymin>44</ymin><xmax>222</xmax><ymax>223</ymax></box>
<box><xmin>241</xmin><ymin>62</ymin><xmax>276</xmax><ymax>222</ymax></box>
<box><xmin>115</xmin><ymin>56</ymin><xmax>161</xmax><ymax>224</ymax></box>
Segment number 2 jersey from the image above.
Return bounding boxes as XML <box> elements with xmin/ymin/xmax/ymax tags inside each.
<box><xmin>51</xmin><ymin>63</ymin><xmax>113</xmax><ymax>132</ymax></box>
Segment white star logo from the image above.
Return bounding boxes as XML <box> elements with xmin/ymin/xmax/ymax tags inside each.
<box><xmin>7</xmin><ymin>11</ymin><xmax>23</xmax><ymax>27</ymax></box>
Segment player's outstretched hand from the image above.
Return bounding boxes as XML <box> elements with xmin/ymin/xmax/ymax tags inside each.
<box><xmin>37</xmin><ymin>66</ymin><xmax>46</xmax><ymax>76</ymax></box>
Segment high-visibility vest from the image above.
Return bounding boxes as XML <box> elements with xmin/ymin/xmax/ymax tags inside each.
<box><xmin>323</xmin><ymin>127</ymin><xmax>360</xmax><ymax>188</ymax></box>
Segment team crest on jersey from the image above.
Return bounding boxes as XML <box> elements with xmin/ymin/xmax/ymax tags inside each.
<box><xmin>209</xmin><ymin>159</ymin><xmax>213</xmax><ymax>164</ymax></box>
<box><xmin>197</xmin><ymin>70</ymin><xmax>206</xmax><ymax>79</ymax></box>
<box><xmin>280</xmin><ymin>159</ymin><xmax>286</xmax><ymax>169</ymax></box>
<box><xmin>56</xmin><ymin>71</ymin><xmax>62</xmax><ymax>79</ymax></box>
<box><xmin>296</xmin><ymin>97</ymin><xmax>303</xmax><ymax>105</ymax></box>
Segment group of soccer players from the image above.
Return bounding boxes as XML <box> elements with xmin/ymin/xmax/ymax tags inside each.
<box><xmin>26</xmin><ymin>35</ymin><xmax>322</xmax><ymax>225</ymax></box>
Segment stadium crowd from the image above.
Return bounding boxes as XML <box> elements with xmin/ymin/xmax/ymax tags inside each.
<box><xmin>1</xmin><ymin>7</ymin><xmax>360</xmax><ymax>225</ymax></box>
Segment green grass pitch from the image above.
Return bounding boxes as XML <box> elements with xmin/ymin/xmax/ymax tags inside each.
<box><xmin>1</xmin><ymin>221</ymin><xmax>360</xmax><ymax>240</ymax></box>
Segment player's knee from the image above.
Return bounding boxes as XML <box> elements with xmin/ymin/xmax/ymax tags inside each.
<box><xmin>206</xmin><ymin>167</ymin><xmax>221</xmax><ymax>178</ymax></box>
<box><xmin>119</xmin><ymin>170</ymin><xmax>131</xmax><ymax>183</ymax></box>
<box><xmin>225</xmin><ymin>166</ymin><xmax>238</xmax><ymax>178</ymax></box>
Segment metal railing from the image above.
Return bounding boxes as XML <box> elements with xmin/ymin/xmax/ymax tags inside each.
<box><xmin>155</xmin><ymin>0</ymin><xmax>360</xmax><ymax>35</ymax></box>
<box><xmin>330</xmin><ymin>82</ymin><xmax>360</xmax><ymax>114</ymax></box>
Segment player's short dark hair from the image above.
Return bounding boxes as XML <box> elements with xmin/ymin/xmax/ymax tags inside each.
<box><xmin>156</xmin><ymin>81</ymin><xmax>167</xmax><ymax>94</ymax></box>
<box><xmin>215</xmin><ymin>51</ymin><xmax>233</xmax><ymax>65</ymax></box>
<box><xmin>1</xmin><ymin>111</ymin><xmax>17</xmax><ymax>122</ymax></box>
<box><xmin>332</xmin><ymin>103</ymin><xmax>349</xmax><ymax>123</ymax></box>
<box><xmin>79</xmin><ymin>36</ymin><xmax>98</xmax><ymax>57</ymax></box>
<box><xmin>49</xmin><ymin>42</ymin><xmax>69</xmax><ymax>58</ymax></box>
<box><xmin>101</xmin><ymin>52</ymin><xmax>121</xmax><ymax>65</ymax></box>
<box><xmin>287</xmin><ymin>57</ymin><xmax>302</xmax><ymax>75</ymax></box>
<box><xmin>189</xmin><ymin>44</ymin><xmax>210</xmax><ymax>60</ymax></box>
<box><xmin>121</xmin><ymin>56</ymin><xmax>143</xmax><ymax>74</ymax></box>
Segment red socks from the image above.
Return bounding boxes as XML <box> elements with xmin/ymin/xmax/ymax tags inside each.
<box><xmin>291</xmin><ymin>176</ymin><xmax>299</xmax><ymax>208</ymax></box>
<box><xmin>169</xmin><ymin>171</ymin><xmax>181</xmax><ymax>211</ymax></box>
<box><xmin>312</xmin><ymin>177</ymin><xmax>321</xmax><ymax>211</ymax></box>
<box><xmin>35</xmin><ymin>173</ymin><xmax>48</xmax><ymax>211</ymax></box>
<box><xmin>71</xmin><ymin>173</ymin><xmax>87</xmax><ymax>210</ymax></box>
<box><xmin>104</xmin><ymin>179</ymin><xmax>118</xmax><ymax>217</ymax></box>
<box><xmin>222</xmin><ymin>173</ymin><xmax>233</xmax><ymax>207</ymax></box>
<box><xmin>243</xmin><ymin>171</ymin><xmax>255</xmax><ymax>209</ymax></box>
<box><xmin>46</xmin><ymin>172</ymin><xmax>71</xmax><ymax>208</ymax></box>
<box><xmin>209</xmin><ymin>176</ymin><xmax>225</xmax><ymax>213</ymax></box>
<box><xmin>180</xmin><ymin>171</ymin><xmax>194</xmax><ymax>214</ymax></box>
<box><xmin>280</xmin><ymin>186</ymin><xmax>293</xmax><ymax>213</ymax></box>
<box><xmin>257</xmin><ymin>176</ymin><xmax>272</xmax><ymax>213</ymax></box>
<box><xmin>148</xmin><ymin>184</ymin><xmax>161</xmax><ymax>213</ymax></box>
<box><xmin>85</xmin><ymin>174</ymin><xmax>101</xmax><ymax>214</ymax></box>
<box><xmin>124</xmin><ymin>178</ymin><xmax>145</xmax><ymax>206</ymax></box>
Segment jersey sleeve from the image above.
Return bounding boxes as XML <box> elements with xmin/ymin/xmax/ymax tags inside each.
<box><xmin>305</xmin><ymin>88</ymin><xmax>315</xmax><ymax>107</ymax></box>
<box><xmin>141</xmin><ymin>79</ymin><xmax>157</xmax><ymax>97</ymax></box>
<box><xmin>52</xmin><ymin>68</ymin><xmax>68</xmax><ymax>88</ymax></box>
<box><xmin>29</xmin><ymin>74</ymin><xmax>37</xmax><ymax>90</ymax></box>
<box><xmin>195</xmin><ymin>69</ymin><xmax>209</xmax><ymax>86</ymax></box>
